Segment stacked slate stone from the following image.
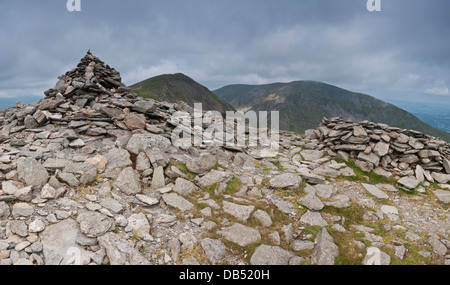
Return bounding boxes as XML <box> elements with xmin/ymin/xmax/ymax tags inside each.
<box><xmin>44</xmin><ymin>50</ymin><xmax>125</xmax><ymax>99</ymax></box>
<box><xmin>0</xmin><ymin>51</ymin><xmax>197</xmax><ymax>146</ymax></box>
<box><xmin>308</xmin><ymin>117</ymin><xmax>450</xmax><ymax>190</ymax></box>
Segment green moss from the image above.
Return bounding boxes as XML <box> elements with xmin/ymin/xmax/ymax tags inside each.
<box><xmin>329</xmin><ymin>228</ymin><xmax>365</xmax><ymax>265</ymax></box>
<box><xmin>303</xmin><ymin>225</ymin><xmax>323</xmax><ymax>241</ymax></box>
<box><xmin>321</xmin><ymin>204</ymin><xmax>366</xmax><ymax>227</ymax></box>
<box><xmin>168</xmin><ymin>160</ymin><xmax>196</xmax><ymax>180</ymax></box>
<box><xmin>224</xmin><ymin>177</ymin><xmax>243</xmax><ymax>195</ymax></box>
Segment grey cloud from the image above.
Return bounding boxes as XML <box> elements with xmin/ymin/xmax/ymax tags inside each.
<box><xmin>0</xmin><ymin>0</ymin><xmax>449</xmax><ymax>104</ymax></box>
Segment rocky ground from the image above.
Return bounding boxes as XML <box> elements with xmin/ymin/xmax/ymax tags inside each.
<box><xmin>0</xmin><ymin>52</ymin><xmax>449</xmax><ymax>265</ymax></box>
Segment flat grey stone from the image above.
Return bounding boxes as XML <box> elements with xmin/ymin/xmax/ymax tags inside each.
<box><xmin>14</xmin><ymin>186</ymin><xmax>33</xmax><ymax>202</ymax></box>
<box><xmin>252</xmin><ymin>209</ymin><xmax>272</xmax><ymax>227</ymax></box>
<box><xmin>76</xmin><ymin>211</ymin><xmax>113</xmax><ymax>238</ymax></box>
<box><xmin>127</xmin><ymin>212</ymin><xmax>150</xmax><ymax>238</ymax></box>
<box><xmin>428</xmin><ymin>237</ymin><xmax>448</xmax><ymax>256</ymax></box>
<box><xmin>57</xmin><ymin>172</ymin><xmax>80</xmax><ymax>187</ymax></box>
<box><xmin>363</xmin><ymin>247</ymin><xmax>391</xmax><ymax>265</ymax></box>
<box><xmin>300</xmin><ymin>210</ymin><xmax>328</xmax><ymax>226</ymax></box>
<box><xmin>0</xmin><ymin>201</ymin><xmax>10</xmax><ymax>219</ymax></box>
<box><xmin>300</xmin><ymin>150</ymin><xmax>324</xmax><ymax>161</ymax></box>
<box><xmin>195</xmin><ymin>170</ymin><xmax>229</xmax><ymax>188</ymax></box>
<box><xmin>151</xmin><ymin>166</ymin><xmax>165</xmax><ymax>189</ymax></box>
<box><xmin>114</xmin><ymin>167</ymin><xmax>141</xmax><ymax>195</ymax></box>
<box><xmin>186</xmin><ymin>154</ymin><xmax>218</xmax><ymax>174</ymax></box>
<box><xmin>162</xmin><ymin>193</ymin><xmax>194</xmax><ymax>212</ymax></box>
<box><xmin>10</xmin><ymin>220</ymin><xmax>28</xmax><ymax>237</ymax></box>
<box><xmin>373</xmin><ymin>141</ymin><xmax>389</xmax><ymax>157</ymax></box>
<box><xmin>376</xmin><ymin>183</ymin><xmax>398</xmax><ymax>192</ymax></box>
<box><xmin>104</xmin><ymin>148</ymin><xmax>132</xmax><ymax>170</ymax></box>
<box><xmin>250</xmin><ymin>245</ymin><xmax>294</xmax><ymax>265</ymax></box>
<box><xmin>297</xmin><ymin>168</ymin><xmax>326</xmax><ymax>184</ymax></box>
<box><xmin>263</xmin><ymin>189</ymin><xmax>296</xmax><ymax>214</ymax></box>
<box><xmin>397</xmin><ymin>177</ymin><xmax>420</xmax><ymax>191</ymax></box>
<box><xmin>291</xmin><ymin>240</ymin><xmax>315</xmax><ymax>251</ymax></box>
<box><xmin>222</xmin><ymin>201</ymin><xmax>254</xmax><ymax>222</ymax></box>
<box><xmin>100</xmin><ymin>197</ymin><xmax>123</xmax><ymax>213</ymax></box>
<box><xmin>98</xmin><ymin>232</ymin><xmax>150</xmax><ymax>265</ymax></box>
<box><xmin>218</xmin><ymin>223</ymin><xmax>261</xmax><ymax>247</ymax></box>
<box><xmin>298</xmin><ymin>194</ymin><xmax>324</xmax><ymax>211</ymax></box>
<box><xmin>11</xmin><ymin>203</ymin><xmax>34</xmax><ymax>218</ymax></box>
<box><xmin>63</xmin><ymin>162</ymin><xmax>97</xmax><ymax>184</ymax></box>
<box><xmin>41</xmin><ymin>218</ymin><xmax>90</xmax><ymax>265</ymax></box>
<box><xmin>433</xmin><ymin>190</ymin><xmax>450</xmax><ymax>204</ymax></box>
<box><xmin>126</xmin><ymin>133</ymin><xmax>171</xmax><ymax>154</ymax></box>
<box><xmin>136</xmin><ymin>194</ymin><xmax>159</xmax><ymax>206</ymax></box>
<box><xmin>357</xmin><ymin>152</ymin><xmax>380</xmax><ymax>167</ymax></box>
<box><xmin>323</xmin><ymin>194</ymin><xmax>351</xmax><ymax>208</ymax></box>
<box><xmin>173</xmin><ymin>177</ymin><xmax>199</xmax><ymax>196</ymax></box>
<box><xmin>200</xmin><ymin>238</ymin><xmax>227</xmax><ymax>264</ymax></box>
<box><xmin>269</xmin><ymin>173</ymin><xmax>302</xmax><ymax>189</ymax></box>
<box><xmin>431</xmin><ymin>172</ymin><xmax>450</xmax><ymax>184</ymax></box>
<box><xmin>362</xmin><ymin>183</ymin><xmax>389</xmax><ymax>199</ymax></box>
<box><xmin>444</xmin><ymin>158</ymin><xmax>450</xmax><ymax>174</ymax></box>
<box><xmin>381</xmin><ymin>205</ymin><xmax>399</xmax><ymax>215</ymax></box>
<box><xmin>312</xmin><ymin>228</ymin><xmax>339</xmax><ymax>265</ymax></box>
<box><xmin>2</xmin><ymin>181</ymin><xmax>19</xmax><ymax>195</ymax></box>
<box><xmin>17</xmin><ymin>158</ymin><xmax>49</xmax><ymax>187</ymax></box>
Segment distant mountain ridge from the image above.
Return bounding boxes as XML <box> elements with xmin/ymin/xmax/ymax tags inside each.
<box><xmin>130</xmin><ymin>73</ymin><xmax>234</xmax><ymax>114</ymax></box>
<box><xmin>213</xmin><ymin>80</ymin><xmax>450</xmax><ymax>142</ymax></box>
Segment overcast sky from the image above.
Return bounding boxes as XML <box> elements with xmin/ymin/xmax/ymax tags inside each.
<box><xmin>1</xmin><ymin>0</ymin><xmax>450</xmax><ymax>104</ymax></box>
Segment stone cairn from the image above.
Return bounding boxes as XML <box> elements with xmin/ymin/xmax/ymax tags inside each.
<box><xmin>0</xmin><ymin>52</ymin><xmax>449</xmax><ymax>266</ymax></box>
<box><xmin>306</xmin><ymin>117</ymin><xmax>450</xmax><ymax>190</ymax></box>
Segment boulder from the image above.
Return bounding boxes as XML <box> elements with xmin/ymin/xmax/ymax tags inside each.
<box><xmin>17</xmin><ymin>158</ymin><xmax>49</xmax><ymax>187</ymax></box>
<box><xmin>114</xmin><ymin>167</ymin><xmax>141</xmax><ymax>195</ymax></box>
<box><xmin>311</xmin><ymin>228</ymin><xmax>339</xmax><ymax>265</ymax></box>
<box><xmin>186</xmin><ymin>154</ymin><xmax>218</xmax><ymax>174</ymax></box>
<box><xmin>250</xmin><ymin>245</ymin><xmax>294</xmax><ymax>265</ymax></box>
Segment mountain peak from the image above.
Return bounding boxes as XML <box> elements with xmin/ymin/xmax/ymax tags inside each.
<box><xmin>130</xmin><ymin>73</ymin><xmax>234</xmax><ymax>113</ymax></box>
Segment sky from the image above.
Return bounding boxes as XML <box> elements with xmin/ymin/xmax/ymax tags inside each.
<box><xmin>1</xmin><ymin>0</ymin><xmax>450</xmax><ymax>105</ymax></box>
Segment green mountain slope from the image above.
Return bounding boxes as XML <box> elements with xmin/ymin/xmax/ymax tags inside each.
<box><xmin>129</xmin><ymin>73</ymin><xmax>234</xmax><ymax>114</ymax></box>
<box><xmin>214</xmin><ymin>80</ymin><xmax>450</xmax><ymax>142</ymax></box>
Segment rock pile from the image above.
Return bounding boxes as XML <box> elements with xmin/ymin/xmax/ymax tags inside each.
<box><xmin>0</xmin><ymin>52</ymin><xmax>449</xmax><ymax>266</ymax></box>
<box><xmin>306</xmin><ymin>117</ymin><xmax>450</xmax><ymax>191</ymax></box>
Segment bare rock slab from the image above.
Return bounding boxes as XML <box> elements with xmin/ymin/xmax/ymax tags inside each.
<box><xmin>222</xmin><ymin>201</ymin><xmax>254</xmax><ymax>222</ymax></box>
<box><xmin>200</xmin><ymin>238</ymin><xmax>227</xmax><ymax>264</ymax></box>
<box><xmin>162</xmin><ymin>193</ymin><xmax>194</xmax><ymax>212</ymax></box>
<box><xmin>40</xmin><ymin>218</ymin><xmax>90</xmax><ymax>265</ymax></box>
<box><xmin>312</xmin><ymin>228</ymin><xmax>339</xmax><ymax>265</ymax></box>
<box><xmin>98</xmin><ymin>232</ymin><xmax>150</xmax><ymax>265</ymax></box>
<box><xmin>433</xmin><ymin>190</ymin><xmax>450</xmax><ymax>204</ymax></box>
<box><xmin>250</xmin><ymin>244</ymin><xmax>295</xmax><ymax>265</ymax></box>
<box><xmin>363</xmin><ymin>247</ymin><xmax>391</xmax><ymax>265</ymax></box>
<box><xmin>114</xmin><ymin>167</ymin><xmax>141</xmax><ymax>195</ymax></box>
<box><xmin>269</xmin><ymin>173</ymin><xmax>302</xmax><ymax>189</ymax></box>
<box><xmin>186</xmin><ymin>154</ymin><xmax>218</xmax><ymax>174</ymax></box>
<box><xmin>76</xmin><ymin>210</ymin><xmax>114</xmax><ymax>238</ymax></box>
<box><xmin>218</xmin><ymin>223</ymin><xmax>261</xmax><ymax>247</ymax></box>
<box><xmin>17</xmin><ymin>158</ymin><xmax>49</xmax><ymax>187</ymax></box>
<box><xmin>397</xmin><ymin>177</ymin><xmax>421</xmax><ymax>191</ymax></box>
<box><xmin>300</xmin><ymin>210</ymin><xmax>328</xmax><ymax>226</ymax></box>
<box><xmin>362</xmin><ymin>183</ymin><xmax>389</xmax><ymax>199</ymax></box>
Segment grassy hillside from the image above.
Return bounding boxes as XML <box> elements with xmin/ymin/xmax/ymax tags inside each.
<box><xmin>130</xmin><ymin>73</ymin><xmax>234</xmax><ymax>114</ymax></box>
<box><xmin>214</xmin><ymin>80</ymin><xmax>450</xmax><ymax>142</ymax></box>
